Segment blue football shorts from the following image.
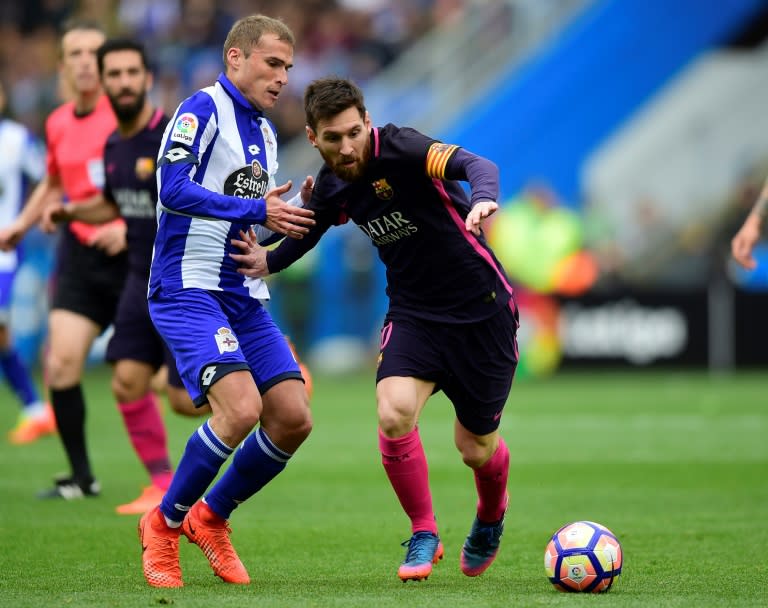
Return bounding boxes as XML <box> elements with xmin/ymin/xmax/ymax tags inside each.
<box><xmin>148</xmin><ymin>287</ymin><xmax>302</xmax><ymax>407</ymax></box>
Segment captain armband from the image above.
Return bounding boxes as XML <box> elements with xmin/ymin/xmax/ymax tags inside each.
<box><xmin>425</xmin><ymin>143</ymin><xmax>459</xmax><ymax>178</ymax></box>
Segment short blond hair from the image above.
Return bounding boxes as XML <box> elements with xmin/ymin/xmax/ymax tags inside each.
<box><xmin>222</xmin><ymin>14</ymin><xmax>295</xmax><ymax>66</ymax></box>
<box><xmin>59</xmin><ymin>18</ymin><xmax>105</xmax><ymax>58</ymax></box>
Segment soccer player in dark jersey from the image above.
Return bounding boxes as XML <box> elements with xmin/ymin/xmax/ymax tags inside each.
<box><xmin>233</xmin><ymin>76</ymin><xmax>519</xmax><ymax>582</ymax></box>
<box><xmin>0</xmin><ymin>19</ymin><xmax>127</xmax><ymax>500</ymax></box>
<box><xmin>44</xmin><ymin>38</ymin><xmax>206</xmax><ymax>516</ymax></box>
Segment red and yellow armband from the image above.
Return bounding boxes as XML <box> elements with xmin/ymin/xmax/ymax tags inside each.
<box><xmin>425</xmin><ymin>143</ymin><xmax>459</xmax><ymax>179</ymax></box>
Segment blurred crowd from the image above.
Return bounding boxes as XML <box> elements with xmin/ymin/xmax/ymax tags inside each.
<box><xmin>0</xmin><ymin>0</ymin><xmax>471</xmax><ymax>143</ymax></box>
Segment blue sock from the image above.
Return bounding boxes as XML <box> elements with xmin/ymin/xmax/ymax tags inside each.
<box><xmin>205</xmin><ymin>427</ymin><xmax>291</xmax><ymax>520</ymax></box>
<box><xmin>161</xmin><ymin>420</ymin><xmax>233</xmax><ymax>523</ymax></box>
<box><xmin>0</xmin><ymin>349</ymin><xmax>41</xmax><ymax>410</ymax></box>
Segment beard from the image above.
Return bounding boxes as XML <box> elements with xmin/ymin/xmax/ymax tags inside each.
<box><xmin>108</xmin><ymin>89</ymin><xmax>146</xmax><ymax>123</ymax></box>
<box><xmin>324</xmin><ymin>140</ymin><xmax>371</xmax><ymax>182</ymax></box>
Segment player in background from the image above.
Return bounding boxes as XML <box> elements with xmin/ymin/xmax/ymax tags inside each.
<box><xmin>0</xmin><ymin>19</ymin><xmax>127</xmax><ymax>499</ymax></box>
<box><xmin>44</xmin><ymin>38</ymin><xmax>208</xmax><ymax>516</ymax></box>
<box><xmin>0</xmin><ymin>81</ymin><xmax>56</xmax><ymax>445</ymax></box>
<box><xmin>232</xmin><ymin>76</ymin><xmax>518</xmax><ymax>582</ymax></box>
<box><xmin>137</xmin><ymin>15</ymin><xmax>315</xmax><ymax>588</ymax></box>
<box><xmin>732</xmin><ymin>176</ymin><xmax>768</xmax><ymax>269</ymax></box>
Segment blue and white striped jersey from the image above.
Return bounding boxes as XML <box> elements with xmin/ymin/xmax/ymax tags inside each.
<box><xmin>149</xmin><ymin>73</ymin><xmax>284</xmax><ymax>300</ymax></box>
<box><xmin>0</xmin><ymin>118</ymin><xmax>45</xmax><ymax>271</ymax></box>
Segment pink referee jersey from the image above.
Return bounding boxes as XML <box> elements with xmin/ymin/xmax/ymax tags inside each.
<box><xmin>45</xmin><ymin>94</ymin><xmax>123</xmax><ymax>244</ymax></box>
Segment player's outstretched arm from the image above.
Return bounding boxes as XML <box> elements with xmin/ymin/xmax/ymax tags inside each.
<box><xmin>263</xmin><ymin>180</ymin><xmax>315</xmax><ymax>238</ymax></box>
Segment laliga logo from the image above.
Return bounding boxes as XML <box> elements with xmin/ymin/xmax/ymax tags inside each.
<box><xmin>171</xmin><ymin>113</ymin><xmax>198</xmax><ymax>145</ymax></box>
<box><xmin>568</xmin><ymin>564</ymin><xmax>587</xmax><ymax>582</ymax></box>
<box><xmin>176</xmin><ymin>114</ymin><xmax>196</xmax><ymax>133</ymax></box>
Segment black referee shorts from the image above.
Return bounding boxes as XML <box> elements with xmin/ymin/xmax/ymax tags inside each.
<box><xmin>51</xmin><ymin>228</ymin><xmax>128</xmax><ymax>331</ymax></box>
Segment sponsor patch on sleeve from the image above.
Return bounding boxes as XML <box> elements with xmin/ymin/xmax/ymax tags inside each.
<box><xmin>170</xmin><ymin>112</ymin><xmax>199</xmax><ymax>145</ymax></box>
<box><xmin>159</xmin><ymin>147</ymin><xmax>199</xmax><ymax>166</ymax></box>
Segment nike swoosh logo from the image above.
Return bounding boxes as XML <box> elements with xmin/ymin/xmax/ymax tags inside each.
<box><xmin>493</xmin><ymin>411</ymin><xmax>502</xmax><ymax>421</ymax></box>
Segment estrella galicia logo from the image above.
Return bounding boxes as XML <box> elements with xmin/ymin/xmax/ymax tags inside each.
<box><xmin>224</xmin><ymin>161</ymin><xmax>268</xmax><ymax>199</ymax></box>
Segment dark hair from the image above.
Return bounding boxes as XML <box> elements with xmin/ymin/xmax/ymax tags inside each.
<box><xmin>97</xmin><ymin>38</ymin><xmax>151</xmax><ymax>74</ymax></box>
<box><xmin>304</xmin><ymin>77</ymin><xmax>366</xmax><ymax>131</ymax></box>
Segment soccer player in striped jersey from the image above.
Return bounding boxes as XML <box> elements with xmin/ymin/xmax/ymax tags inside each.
<box><xmin>137</xmin><ymin>15</ymin><xmax>315</xmax><ymax>588</ymax></box>
<box><xmin>0</xmin><ymin>81</ymin><xmax>55</xmax><ymax>445</ymax></box>
<box><xmin>233</xmin><ymin>77</ymin><xmax>519</xmax><ymax>582</ymax></box>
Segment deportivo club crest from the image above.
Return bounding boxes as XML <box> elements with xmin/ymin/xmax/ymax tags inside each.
<box><xmin>214</xmin><ymin>327</ymin><xmax>239</xmax><ymax>354</ymax></box>
<box><xmin>372</xmin><ymin>178</ymin><xmax>394</xmax><ymax>200</ymax></box>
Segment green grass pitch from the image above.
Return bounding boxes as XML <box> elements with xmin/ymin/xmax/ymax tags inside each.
<box><xmin>0</xmin><ymin>364</ymin><xmax>766</xmax><ymax>607</ymax></box>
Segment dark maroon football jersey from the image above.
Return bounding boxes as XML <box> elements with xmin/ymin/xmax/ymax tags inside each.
<box><xmin>269</xmin><ymin>124</ymin><xmax>515</xmax><ymax>323</ymax></box>
<box><xmin>103</xmin><ymin>109</ymin><xmax>168</xmax><ymax>275</ymax></box>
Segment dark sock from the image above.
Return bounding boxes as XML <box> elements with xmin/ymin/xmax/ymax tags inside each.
<box><xmin>50</xmin><ymin>384</ymin><xmax>93</xmax><ymax>483</ymax></box>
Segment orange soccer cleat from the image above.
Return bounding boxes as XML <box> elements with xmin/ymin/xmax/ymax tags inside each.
<box><xmin>8</xmin><ymin>403</ymin><xmax>57</xmax><ymax>445</ymax></box>
<box><xmin>182</xmin><ymin>501</ymin><xmax>250</xmax><ymax>584</ymax></box>
<box><xmin>116</xmin><ymin>484</ymin><xmax>165</xmax><ymax>515</ymax></box>
<box><xmin>138</xmin><ymin>506</ymin><xmax>183</xmax><ymax>588</ymax></box>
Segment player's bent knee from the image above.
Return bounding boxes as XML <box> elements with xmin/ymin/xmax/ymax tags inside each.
<box><xmin>45</xmin><ymin>356</ymin><xmax>83</xmax><ymax>389</ymax></box>
<box><xmin>111</xmin><ymin>375</ymin><xmax>146</xmax><ymax>403</ymax></box>
<box><xmin>261</xmin><ymin>407</ymin><xmax>313</xmax><ymax>453</ymax></box>
<box><xmin>377</xmin><ymin>403</ymin><xmax>416</xmax><ymax>438</ymax></box>
<box><xmin>459</xmin><ymin>440</ymin><xmax>497</xmax><ymax>469</ymax></box>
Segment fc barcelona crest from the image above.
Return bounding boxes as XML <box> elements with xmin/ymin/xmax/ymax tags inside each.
<box><xmin>372</xmin><ymin>178</ymin><xmax>393</xmax><ymax>200</ymax></box>
<box><xmin>135</xmin><ymin>157</ymin><xmax>155</xmax><ymax>180</ymax></box>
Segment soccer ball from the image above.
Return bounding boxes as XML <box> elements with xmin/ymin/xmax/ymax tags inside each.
<box><xmin>544</xmin><ymin>520</ymin><xmax>622</xmax><ymax>593</ymax></box>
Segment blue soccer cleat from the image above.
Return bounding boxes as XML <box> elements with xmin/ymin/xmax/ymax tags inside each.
<box><xmin>397</xmin><ymin>531</ymin><xmax>444</xmax><ymax>582</ymax></box>
<box><xmin>460</xmin><ymin>511</ymin><xmax>505</xmax><ymax>576</ymax></box>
